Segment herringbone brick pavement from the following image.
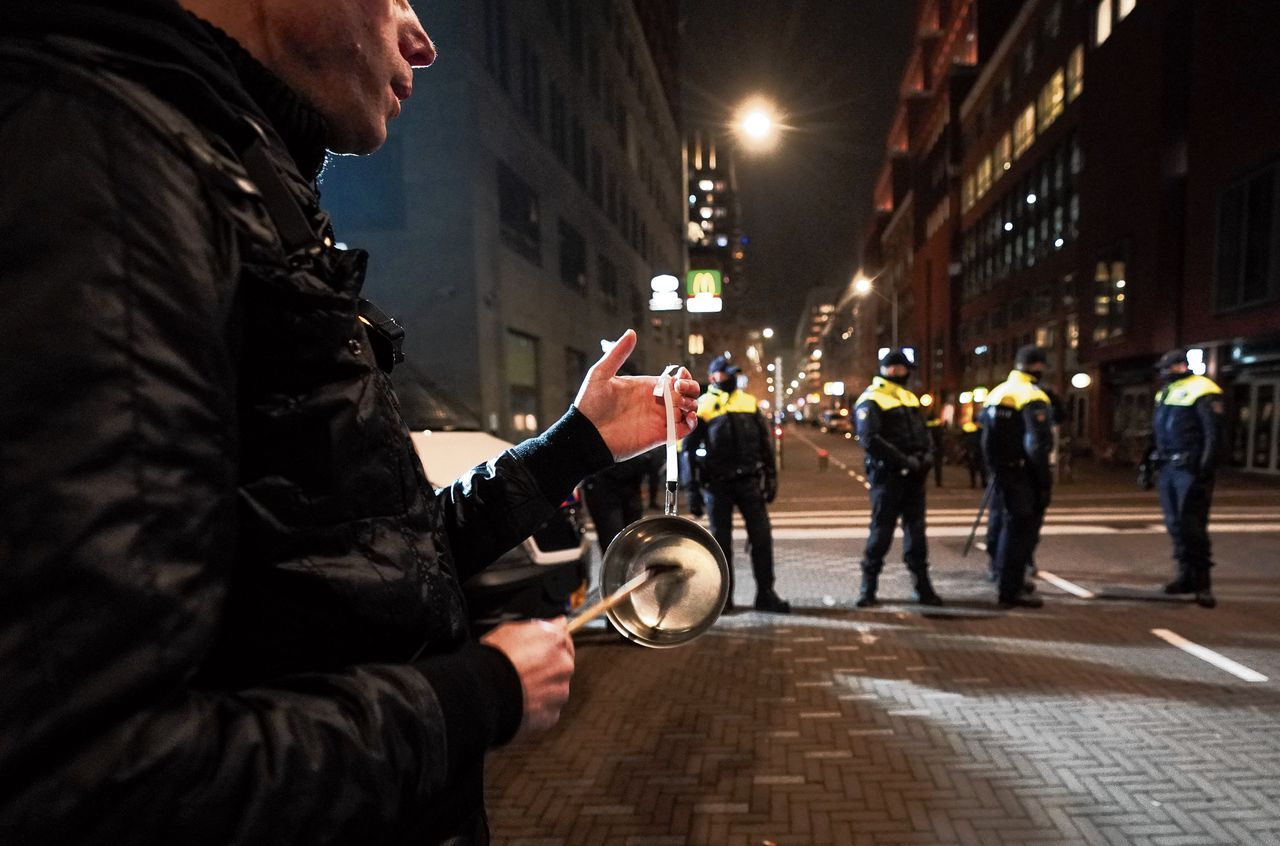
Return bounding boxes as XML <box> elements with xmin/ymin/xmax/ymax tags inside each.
<box><xmin>487</xmin><ymin>544</ymin><xmax>1280</xmax><ymax>845</ymax></box>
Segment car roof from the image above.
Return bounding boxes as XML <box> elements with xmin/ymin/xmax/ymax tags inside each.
<box><xmin>411</xmin><ymin>430</ymin><xmax>516</xmax><ymax>488</ymax></box>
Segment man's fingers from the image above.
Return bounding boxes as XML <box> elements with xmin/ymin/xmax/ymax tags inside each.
<box><xmin>676</xmin><ymin>378</ymin><xmax>700</xmax><ymax>397</ymax></box>
<box><xmin>591</xmin><ymin>329</ymin><xmax>637</xmax><ymax>379</ymax></box>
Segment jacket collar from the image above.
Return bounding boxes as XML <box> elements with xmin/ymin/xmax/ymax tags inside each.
<box><xmin>1007</xmin><ymin>369</ymin><xmax>1039</xmax><ymax>386</ymax></box>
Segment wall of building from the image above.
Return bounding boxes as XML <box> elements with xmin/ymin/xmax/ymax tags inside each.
<box><xmin>322</xmin><ymin>1</ymin><xmax>685</xmax><ymax>441</ymax></box>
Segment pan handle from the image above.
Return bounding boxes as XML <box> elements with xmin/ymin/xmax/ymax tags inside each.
<box><xmin>655</xmin><ymin>364</ymin><xmax>680</xmax><ymax>516</ymax></box>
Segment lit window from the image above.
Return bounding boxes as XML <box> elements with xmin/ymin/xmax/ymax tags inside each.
<box><xmin>977</xmin><ymin>155</ymin><xmax>993</xmax><ymax>197</ymax></box>
<box><xmin>1096</xmin><ymin>0</ymin><xmax>1113</xmax><ymax>45</ymax></box>
<box><xmin>1013</xmin><ymin>104</ymin><xmax>1036</xmax><ymax>157</ymax></box>
<box><xmin>1038</xmin><ymin>69</ymin><xmax>1065</xmax><ymax>132</ymax></box>
<box><xmin>1118</xmin><ymin>0</ymin><xmax>1136</xmax><ymax>21</ymax></box>
<box><xmin>997</xmin><ymin>133</ymin><xmax>1013</xmax><ymax>172</ymax></box>
<box><xmin>963</xmin><ymin>174</ymin><xmax>976</xmax><ymax>212</ymax></box>
<box><xmin>1067</xmin><ymin>45</ymin><xmax>1084</xmax><ymax>102</ymax></box>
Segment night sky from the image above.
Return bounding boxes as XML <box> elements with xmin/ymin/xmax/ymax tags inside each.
<box><xmin>680</xmin><ymin>1</ymin><xmax>915</xmax><ymax>341</ymax></box>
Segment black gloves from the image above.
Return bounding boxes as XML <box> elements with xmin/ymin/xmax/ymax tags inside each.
<box><xmin>763</xmin><ymin>475</ymin><xmax>778</xmax><ymax>504</ymax></box>
<box><xmin>1136</xmin><ymin>462</ymin><xmax>1154</xmax><ymax>491</ymax></box>
<box><xmin>904</xmin><ymin>455</ymin><xmax>922</xmax><ymax>475</ymax></box>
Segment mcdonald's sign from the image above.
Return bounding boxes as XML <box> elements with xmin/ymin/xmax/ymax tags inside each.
<box><xmin>686</xmin><ymin>269</ymin><xmax>723</xmax><ymax>314</ymax></box>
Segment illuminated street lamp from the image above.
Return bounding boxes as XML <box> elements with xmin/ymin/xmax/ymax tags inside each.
<box><xmin>853</xmin><ymin>273</ymin><xmax>899</xmax><ymax>349</ymax></box>
<box><xmin>762</xmin><ymin>327</ymin><xmax>774</xmax><ymax>339</ymax></box>
<box><xmin>733</xmin><ymin>97</ymin><xmax>781</xmax><ymax>152</ymax></box>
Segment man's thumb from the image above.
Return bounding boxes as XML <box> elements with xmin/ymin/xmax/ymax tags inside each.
<box><xmin>593</xmin><ymin>329</ymin><xmax>636</xmax><ymax>378</ymax></box>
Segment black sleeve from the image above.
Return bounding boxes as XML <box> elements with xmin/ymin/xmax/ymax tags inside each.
<box><xmin>1195</xmin><ymin>394</ymin><xmax>1224</xmax><ymax>473</ymax></box>
<box><xmin>435</xmin><ymin>407</ymin><xmax>613</xmax><ymax>582</ymax></box>
<box><xmin>756</xmin><ymin>411</ymin><xmax>777</xmax><ymax>478</ymax></box>
<box><xmin>1021</xmin><ymin>400</ymin><xmax>1054</xmax><ymax>484</ymax></box>
<box><xmin>856</xmin><ymin>402</ymin><xmax>911</xmax><ymax>470</ymax></box>
<box><xmin>681</xmin><ymin>415</ymin><xmax>708</xmax><ymax>489</ymax></box>
<box><xmin>0</xmin><ymin>78</ymin><xmax>512</xmax><ymax>843</ymax></box>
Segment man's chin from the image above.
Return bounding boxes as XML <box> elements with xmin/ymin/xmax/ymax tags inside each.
<box><xmin>325</xmin><ymin>118</ymin><xmax>389</xmax><ymax>157</ymax></box>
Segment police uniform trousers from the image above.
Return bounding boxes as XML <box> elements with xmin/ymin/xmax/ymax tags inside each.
<box><xmin>584</xmin><ymin>482</ymin><xmax>644</xmax><ymax>556</ymax></box>
<box><xmin>861</xmin><ymin>472</ymin><xmax>928</xmax><ymax>576</ymax></box>
<box><xmin>986</xmin><ymin>485</ymin><xmax>1045</xmax><ymax>578</ymax></box>
<box><xmin>1158</xmin><ymin>465</ymin><xmax>1215</xmax><ymax>586</ymax></box>
<box><xmin>990</xmin><ymin>467</ymin><xmax>1047</xmax><ymax>602</ymax></box>
<box><xmin>705</xmin><ymin>476</ymin><xmax>776</xmax><ymax>595</ymax></box>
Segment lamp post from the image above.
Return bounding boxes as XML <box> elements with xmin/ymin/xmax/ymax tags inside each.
<box><xmin>854</xmin><ymin>273</ymin><xmax>899</xmax><ymax>350</ymax></box>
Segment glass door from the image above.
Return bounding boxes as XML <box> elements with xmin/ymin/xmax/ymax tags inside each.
<box><xmin>1250</xmin><ymin>382</ymin><xmax>1277</xmax><ymax>472</ymax></box>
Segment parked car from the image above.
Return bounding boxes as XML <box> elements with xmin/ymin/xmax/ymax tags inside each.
<box><xmin>395</xmin><ymin>365</ymin><xmax>591</xmax><ymax>633</ymax></box>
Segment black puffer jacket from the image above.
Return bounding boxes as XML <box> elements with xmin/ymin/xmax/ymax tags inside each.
<box><xmin>0</xmin><ymin>3</ymin><xmax>611</xmax><ymax>844</ymax></box>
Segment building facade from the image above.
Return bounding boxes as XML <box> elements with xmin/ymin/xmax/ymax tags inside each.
<box><xmin>321</xmin><ymin>1</ymin><xmax>685</xmax><ymax>441</ymax></box>
<box><xmin>850</xmin><ymin>0</ymin><xmax>1280</xmax><ymax>473</ymax></box>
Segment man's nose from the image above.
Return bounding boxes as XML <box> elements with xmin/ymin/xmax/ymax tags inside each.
<box><xmin>401</xmin><ymin>13</ymin><xmax>437</xmax><ymax>68</ymax></box>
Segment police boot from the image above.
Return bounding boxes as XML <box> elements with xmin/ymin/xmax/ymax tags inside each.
<box><xmin>909</xmin><ymin>568</ymin><xmax>943</xmax><ymax>606</ymax></box>
<box><xmin>855</xmin><ymin>572</ymin><xmax>879</xmax><ymax>608</ymax></box>
<box><xmin>1167</xmin><ymin>563</ymin><xmax>1192</xmax><ymax>596</ymax></box>
<box><xmin>1194</xmin><ymin>570</ymin><xmax>1216</xmax><ymax>609</ymax></box>
<box><xmin>754</xmin><ymin>589</ymin><xmax>791</xmax><ymax>614</ymax></box>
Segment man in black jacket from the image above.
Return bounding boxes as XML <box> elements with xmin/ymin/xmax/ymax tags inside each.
<box><xmin>683</xmin><ymin>356</ymin><xmax>790</xmax><ymax>613</ymax></box>
<box><xmin>852</xmin><ymin>350</ymin><xmax>944</xmax><ymax>608</ymax></box>
<box><xmin>0</xmin><ymin>2</ymin><xmax>701</xmax><ymax>843</ymax></box>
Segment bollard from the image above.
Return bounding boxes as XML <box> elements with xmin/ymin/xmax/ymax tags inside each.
<box><xmin>817</xmin><ymin>449</ymin><xmax>829</xmax><ymax>472</ymax></box>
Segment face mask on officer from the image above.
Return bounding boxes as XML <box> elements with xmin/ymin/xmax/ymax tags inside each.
<box><xmin>1014</xmin><ymin>345</ymin><xmax>1047</xmax><ymax>383</ymax></box>
<box><xmin>711</xmin><ymin>371</ymin><xmax>735</xmax><ymax>390</ymax></box>
<box><xmin>880</xmin><ymin>364</ymin><xmax>910</xmax><ymax>387</ymax></box>
<box><xmin>1156</xmin><ymin>350</ymin><xmax>1190</xmax><ymax>385</ymax></box>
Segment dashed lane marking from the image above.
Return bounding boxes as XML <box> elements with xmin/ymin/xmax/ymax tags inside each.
<box><xmin>1151</xmin><ymin>628</ymin><xmax>1269</xmax><ymax>683</ymax></box>
<box><xmin>1035</xmin><ymin>570</ymin><xmax>1097</xmax><ymax>599</ymax></box>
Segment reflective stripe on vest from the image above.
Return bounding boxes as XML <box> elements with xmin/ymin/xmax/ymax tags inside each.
<box><xmin>984</xmin><ymin>369</ymin><xmax>1050</xmax><ymax>410</ymax></box>
<box><xmin>698</xmin><ymin>387</ymin><xmax>759</xmax><ymax>421</ymax></box>
<box><xmin>1156</xmin><ymin>374</ymin><xmax>1223</xmax><ymax>408</ymax></box>
<box><xmin>855</xmin><ymin>376</ymin><xmax>921</xmax><ymax>411</ymax></box>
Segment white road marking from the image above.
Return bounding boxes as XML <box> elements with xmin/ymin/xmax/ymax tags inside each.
<box><xmin>1036</xmin><ymin>570</ymin><xmax>1096</xmax><ymax>599</ymax></box>
<box><xmin>1151</xmin><ymin>628</ymin><xmax>1269</xmax><ymax>683</ymax></box>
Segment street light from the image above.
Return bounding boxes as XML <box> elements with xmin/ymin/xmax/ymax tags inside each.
<box><xmin>853</xmin><ymin>273</ymin><xmax>899</xmax><ymax>349</ymax></box>
<box><xmin>762</xmin><ymin>327</ymin><xmax>774</xmax><ymax>339</ymax></box>
<box><xmin>733</xmin><ymin>97</ymin><xmax>781</xmax><ymax>152</ymax></box>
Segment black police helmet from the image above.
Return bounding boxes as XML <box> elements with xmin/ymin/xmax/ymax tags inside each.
<box><xmin>1014</xmin><ymin>344</ymin><xmax>1048</xmax><ymax>370</ymax></box>
<box><xmin>878</xmin><ymin>349</ymin><xmax>913</xmax><ymax>370</ymax></box>
<box><xmin>708</xmin><ymin>355</ymin><xmax>739</xmax><ymax>377</ymax></box>
<box><xmin>1154</xmin><ymin>349</ymin><xmax>1188</xmax><ymax>371</ymax></box>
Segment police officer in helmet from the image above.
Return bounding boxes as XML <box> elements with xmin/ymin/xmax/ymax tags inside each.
<box><xmin>980</xmin><ymin>344</ymin><xmax>1053</xmax><ymax>609</ymax></box>
<box><xmin>1137</xmin><ymin>349</ymin><xmax>1223</xmax><ymax>608</ymax></box>
<box><xmin>683</xmin><ymin>356</ymin><xmax>790</xmax><ymax>613</ymax></box>
<box><xmin>853</xmin><ymin>349</ymin><xmax>943</xmax><ymax>607</ymax></box>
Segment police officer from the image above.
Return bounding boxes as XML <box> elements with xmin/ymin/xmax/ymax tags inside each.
<box><xmin>583</xmin><ymin>448</ymin><xmax>662</xmax><ymax>555</ymax></box>
<box><xmin>683</xmin><ymin>356</ymin><xmax>791</xmax><ymax>613</ymax></box>
<box><xmin>980</xmin><ymin>345</ymin><xmax>1053</xmax><ymax>609</ymax></box>
<box><xmin>853</xmin><ymin>350</ymin><xmax>943</xmax><ymax>607</ymax></box>
<box><xmin>1137</xmin><ymin>349</ymin><xmax>1223</xmax><ymax>608</ymax></box>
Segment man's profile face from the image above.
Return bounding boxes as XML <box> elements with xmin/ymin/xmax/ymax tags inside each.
<box><xmin>711</xmin><ymin>370</ymin><xmax>734</xmax><ymax>389</ymax></box>
<box><xmin>258</xmin><ymin>0</ymin><xmax>436</xmax><ymax>154</ymax></box>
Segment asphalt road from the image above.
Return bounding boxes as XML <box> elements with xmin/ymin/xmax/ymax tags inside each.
<box><xmin>487</xmin><ymin>425</ymin><xmax>1280</xmax><ymax>846</ymax></box>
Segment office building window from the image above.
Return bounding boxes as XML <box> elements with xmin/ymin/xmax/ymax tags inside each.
<box><xmin>483</xmin><ymin>0</ymin><xmax>509</xmax><ymax>90</ymax></box>
<box><xmin>571</xmin><ymin>119</ymin><xmax>586</xmax><ymax>185</ymax></box>
<box><xmin>549</xmin><ymin>84</ymin><xmax>567</xmax><ymax>162</ymax></box>
<box><xmin>1043</xmin><ymin>1</ymin><xmax>1062</xmax><ymax>40</ymax></box>
<box><xmin>598</xmin><ymin>253</ymin><xmax>619</xmax><ymax>302</ymax></box>
<box><xmin>1038</xmin><ymin>69</ymin><xmax>1065</xmax><ymax>132</ymax></box>
<box><xmin>977</xmin><ymin>154</ymin><xmax>993</xmax><ymax>198</ymax></box>
<box><xmin>558</xmin><ymin>219</ymin><xmax>587</xmax><ymax>291</ymax></box>
<box><xmin>997</xmin><ymin>132</ymin><xmax>1013</xmax><ymax>173</ymax></box>
<box><xmin>1118</xmin><ymin>0</ymin><xmax>1137</xmax><ymax>21</ymax></box>
<box><xmin>498</xmin><ymin>162</ymin><xmax>541</xmax><ymax>263</ymax></box>
<box><xmin>1014</xmin><ymin>104</ymin><xmax>1036</xmax><ymax>158</ymax></box>
<box><xmin>1067</xmin><ymin>45</ymin><xmax>1084</xmax><ymax>102</ymax></box>
<box><xmin>1096</xmin><ymin>0</ymin><xmax>1113</xmax><ymax>45</ymax></box>
<box><xmin>962</xmin><ymin>174</ymin><xmax>976</xmax><ymax>212</ymax></box>
<box><xmin>1092</xmin><ymin>245</ymin><xmax>1128</xmax><ymax>343</ymax></box>
<box><xmin>1215</xmin><ymin>163</ymin><xmax>1279</xmax><ymax>310</ymax></box>
<box><xmin>519</xmin><ymin>41</ymin><xmax>542</xmax><ymax>131</ymax></box>
<box><xmin>506</xmin><ymin>331</ymin><xmax>540</xmax><ymax>435</ymax></box>
<box><xmin>564</xmin><ymin>347</ymin><xmax>588</xmax><ymax>409</ymax></box>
